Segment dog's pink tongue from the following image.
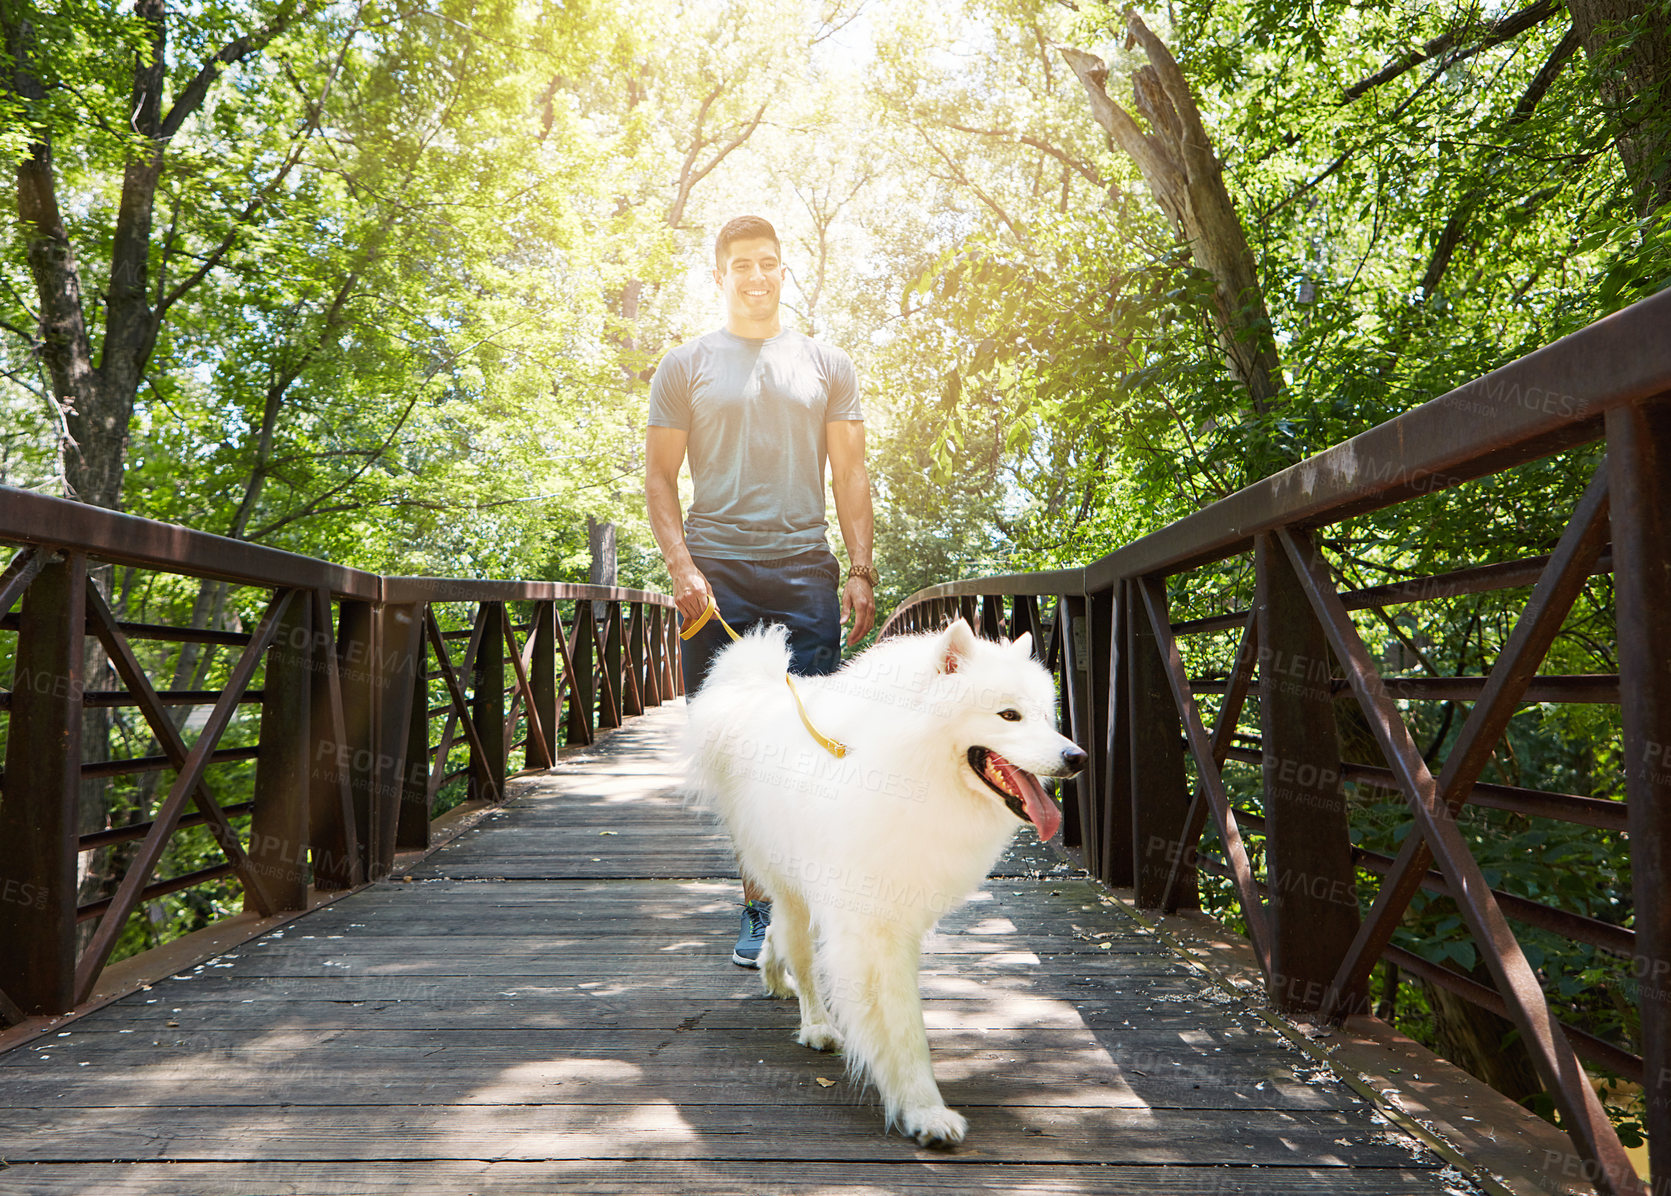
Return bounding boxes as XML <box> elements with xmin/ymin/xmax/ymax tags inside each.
<box><xmin>999</xmin><ymin>760</ymin><xmax>1061</xmax><ymax>842</ymax></box>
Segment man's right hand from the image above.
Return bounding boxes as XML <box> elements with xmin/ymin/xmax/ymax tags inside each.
<box><xmin>672</xmin><ymin>565</ymin><xmax>713</xmax><ymax>623</ymax></box>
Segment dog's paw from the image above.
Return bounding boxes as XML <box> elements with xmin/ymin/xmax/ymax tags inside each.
<box><xmin>758</xmin><ymin>934</ymin><xmax>797</xmax><ymax>999</ymax></box>
<box><xmin>761</xmin><ymin>963</ymin><xmax>796</xmax><ymax>1000</ymax></box>
<box><xmin>902</xmin><ymin>1104</ymin><xmax>967</xmax><ymax>1148</ymax></box>
<box><xmin>796</xmin><ymin>1022</ymin><xmax>842</xmax><ymax>1052</ymax></box>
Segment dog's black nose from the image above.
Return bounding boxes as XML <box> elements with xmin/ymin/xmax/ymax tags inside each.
<box><xmin>1062</xmin><ymin>745</ymin><xmax>1088</xmax><ymax>774</ymax></box>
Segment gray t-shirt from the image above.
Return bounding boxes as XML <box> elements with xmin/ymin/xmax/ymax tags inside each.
<box><xmin>649</xmin><ymin>327</ymin><xmax>863</xmax><ymax>560</ymax></box>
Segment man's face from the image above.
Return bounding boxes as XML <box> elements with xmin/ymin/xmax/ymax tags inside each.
<box><xmin>714</xmin><ymin>236</ymin><xmax>783</xmax><ymax>326</ymax></box>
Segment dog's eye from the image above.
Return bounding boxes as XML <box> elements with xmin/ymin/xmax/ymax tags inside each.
<box><xmin>998</xmin><ymin>709</ymin><xmax>1022</xmax><ymax>721</ymax></box>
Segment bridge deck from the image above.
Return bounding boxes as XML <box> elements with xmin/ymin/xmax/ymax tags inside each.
<box><xmin>0</xmin><ymin>705</ymin><xmax>1466</xmax><ymax>1194</ymax></box>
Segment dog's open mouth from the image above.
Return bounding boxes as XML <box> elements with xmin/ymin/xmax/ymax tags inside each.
<box><xmin>967</xmin><ymin>747</ymin><xmax>1063</xmax><ymax>842</ymax></box>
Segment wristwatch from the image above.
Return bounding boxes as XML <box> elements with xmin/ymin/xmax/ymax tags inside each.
<box><xmin>848</xmin><ymin>563</ymin><xmax>879</xmax><ymax>586</ymax></box>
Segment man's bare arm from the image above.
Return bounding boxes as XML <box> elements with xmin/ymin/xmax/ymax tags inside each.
<box><xmin>645</xmin><ymin>425</ymin><xmax>712</xmax><ymax>621</ymax></box>
<box><xmin>827</xmin><ymin>419</ymin><xmax>875</xmax><ymax>645</ymax></box>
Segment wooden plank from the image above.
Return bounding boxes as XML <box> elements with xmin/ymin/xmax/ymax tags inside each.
<box><xmin>139</xmin><ymin>951</ymin><xmax>1201</xmax><ymax>980</ymax></box>
<box><xmin>0</xmin><ymin>1058</ymin><xmax>1352</xmax><ymax>1113</ymax></box>
<box><xmin>29</xmin><ymin>997</ymin><xmax>1237</xmax><ymax>1033</ymax></box>
<box><xmin>216</xmin><ymin>931</ymin><xmax>1181</xmax><ymax>956</ymax></box>
<box><xmin>52</xmin><ymin>970</ymin><xmax>1207</xmax><ymax>1010</ymax></box>
<box><xmin>0</xmin><ymin>1104</ymin><xmax>1438</xmax><ymax>1165</ymax></box>
<box><xmin>0</xmin><ymin>1025</ymin><xmax>1335</xmax><ymax>1063</ymax></box>
<box><xmin>0</xmin><ymin>1161</ymin><xmax>1453</xmax><ymax>1195</ymax></box>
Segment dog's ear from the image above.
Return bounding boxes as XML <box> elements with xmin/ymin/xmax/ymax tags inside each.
<box><xmin>934</xmin><ymin>618</ymin><xmax>980</xmax><ymax>674</ymax></box>
<box><xmin>1010</xmin><ymin>631</ymin><xmax>1033</xmax><ymax>658</ymax></box>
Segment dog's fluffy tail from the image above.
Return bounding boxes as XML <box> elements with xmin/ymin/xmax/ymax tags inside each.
<box><xmin>699</xmin><ymin>622</ymin><xmax>792</xmax><ymax>690</ymax></box>
<box><xmin>681</xmin><ymin>623</ymin><xmax>792</xmax><ymax>812</ymax></box>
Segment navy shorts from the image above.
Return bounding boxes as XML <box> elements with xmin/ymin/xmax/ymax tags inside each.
<box><xmin>681</xmin><ymin>547</ymin><xmax>843</xmax><ymax>693</ymax></box>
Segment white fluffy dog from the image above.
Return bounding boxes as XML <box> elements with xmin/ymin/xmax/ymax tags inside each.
<box><xmin>684</xmin><ymin>618</ymin><xmax>1086</xmax><ymax>1146</ymax></box>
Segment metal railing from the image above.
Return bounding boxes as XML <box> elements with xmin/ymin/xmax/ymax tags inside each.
<box><xmin>881</xmin><ymin>287</ymin><xmax>1671</xmax><ymax>1196</ymax></box>
<box><xmin>0</xmin><ymin>491</ymin><xmax>680</xmax><ymax>1017</ymax></box>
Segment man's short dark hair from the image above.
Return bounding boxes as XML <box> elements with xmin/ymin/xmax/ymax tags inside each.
<box><xmin>715</xmin><ymin>216</ymin><xmax>781</xmax><ymax>268</ymax></box>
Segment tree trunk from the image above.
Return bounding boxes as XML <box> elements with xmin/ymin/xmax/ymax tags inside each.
<box><xmin>589</xmin><ymin>516</ymin><xmax>617</xmax><ymax>622</ymax></box>
<box><xmin>86</xmin><ymin>0</ymin><xmax>167</xmax><ymax>514</ymax></box>
<box><xmin>1567</xmin><ymin>0</ymin><xmax>1671</xmax><ymax>216</ymax></box>
<box><xmin>1425</xmin><ymin>964</ymin><xmax>1547</xmax><ymax>1111</ymax></box>
<box><xmin>4</xmin><ymin>14</ymin><xmax>100</xmax><ymax>503</ymax></box>
<box><xmin>1061</xmin><ymin>15</ymin><xmax>1283</xmax><ymax>415</ymax></box>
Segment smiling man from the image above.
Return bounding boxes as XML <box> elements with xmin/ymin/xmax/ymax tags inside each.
<box><xmin>645</xmin><ymin>214</ymin><xmax>876</xmax><ymax>967</ymax></box>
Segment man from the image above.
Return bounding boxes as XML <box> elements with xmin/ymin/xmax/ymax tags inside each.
<box><xmin>645</xmin><ymin>214</ymin><xmax>876</xmax><ymax>967</ymax></box>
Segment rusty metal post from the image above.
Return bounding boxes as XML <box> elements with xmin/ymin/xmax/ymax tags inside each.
<box><xmin>1084</xmin><ymin>589</ymin><xmax>1113</xmax><ymax>881</ymax></box>
<box><xmin>599</xmin><ymin>601</ymin><xmax>623</xmax><ymax>728</ymax></box>
<box><xmin>567</xmin><ymin>602</ymin><xmax>595</xmax><ymax>745</ymax></box>
<box><xmin>529</xmin><ymin>600</ymin><xmax>558</xmax><ymax>767</ymax></box>
<box><xmin>667</xmin><ymin>607</ymin><xmax>683</xmax><ymax>698</ymax></box>
<box><xmin>374</xmin><ymin>603</ymin><xmax>422</xmax><ymax>868</ymax></box>
<box><xmin>248</xmin><ymin>590</ymin><xmax>312</xmax><ymax>912</ymax></box>
<box><xmin>1009</xmin><ymin>594</ymin><xmax>1041</xmax><ymax>654</ymax></box>
<box><xmin>1255</xmin><ymin>532</ymin><xmax>1360</xmax><ymax>1014</ymax></box>
<box><xmin>1055</xmin><ymin>596</ymin><xmax>1086</xmax><ymax>854</ymax></box>
<box><xmin>1129</xmin><ymin>577</ymin><xmax>1194</xmax><ymax>909</ymax></box>
<box><xmin>644</xmin><ymin>604</ymin><xmax>665</xmax><ymax>707</ymax></box>
<box><xmin>0</xmin><ymin>551</ymin><xmax>85</xmax><ymax>1016</ymax></box>
<box><xmin>470</xmin><ymin>602</ymin><xmax>506</xmax><ymax>803</ymax></box>
<box><xmin>1102</xmin><ymin>584</ymin><xmax>1134</xmax><ymax>887</ymax></box>
<box><xmin>1608</xmin><ymin>396</ymin><xmax>1671</xmax><ymax>1195</ymax></box>
<box><xmin>314</xmin><ymin>596</ymin><xmax>371</xmax><ymax>889</ymax></box>
<box><xmin>396</xmin><ymin>613</ymin><xmax>431</xmax><ymax>853</ymax></box>
<box><xmin>1061</xmin><ymin>592</ymin><xmax>1111</xmax><ymax>876</ymax></box>
<box><xmin>625</xmin><ymin>604</ymin><xmax>646</xmax><ymax>717</ymax></box>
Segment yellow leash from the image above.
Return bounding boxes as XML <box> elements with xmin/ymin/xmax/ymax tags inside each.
<box><xmin>680</xmin><ymin>597</ymin><xmax>848</xmax><ymax>758</ymax></box>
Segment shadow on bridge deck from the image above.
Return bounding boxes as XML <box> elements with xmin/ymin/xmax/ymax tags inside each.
<box><xmin>0</xmin><ymin>704</ymin><xmax>1474</xmax><ymax>1195</ymax></box>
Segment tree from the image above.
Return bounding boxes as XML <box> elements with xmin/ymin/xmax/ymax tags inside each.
<box><xmin>2</xmin><ymin>0</ymin><xmax>317</xmax><ymax>511</ymax></box>
<box><xmin>1062</xmin><ymin>18</ymin><xmax>1283</xmax><ymax>416</ymax></box>
<box><xmin>1567</xmin><ymin>0</ymin><xmax>1671</xmax><ymax>216</ymax></box>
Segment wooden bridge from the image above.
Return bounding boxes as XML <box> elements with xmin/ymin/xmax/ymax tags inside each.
<box><xmin>1</xmin><ymin>289</ymin><xmax>1669</xmax><ymax>1194</ymax></box>
<box><xmin>0</xmin><ymin>704</ymin><xmax>1560</xmax><ymax>1194</ymax></box>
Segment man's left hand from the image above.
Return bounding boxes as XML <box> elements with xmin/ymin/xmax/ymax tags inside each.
<box><xmin>841</xmin><ymin>575</ymin><xmax>875</xmax><ymax>646</ymax></box>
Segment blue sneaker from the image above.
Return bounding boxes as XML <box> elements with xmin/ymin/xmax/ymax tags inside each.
<box><xmin>733</xmin><ymin>899</ymin><xmax>770</xmax><ymax>968</ymax></box>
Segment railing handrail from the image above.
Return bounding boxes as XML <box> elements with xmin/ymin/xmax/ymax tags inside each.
<box><xmin>0</xmin><ymin>487</ymin><xmax>677</xmax><ymax>610</ymax></box>
<box><xmin>884</xmin><ymin>285</ymin><xmax>1671</xmax><ymax>633</ymax></box>
<box><xmin>382</xmin><ymin>576</ymin><xmax>675</xmax><ymax>606</ymax></box>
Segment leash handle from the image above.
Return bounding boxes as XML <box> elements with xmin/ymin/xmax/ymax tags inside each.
<box><xmin>679</xmin><ymin>596</ymin><xmax>733</xmax><ymax>642</ymax></box>
<box><xmin>678</xmin><ymin>597</ymin><xmax>847</xmax><ymax>758</ymax></box>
